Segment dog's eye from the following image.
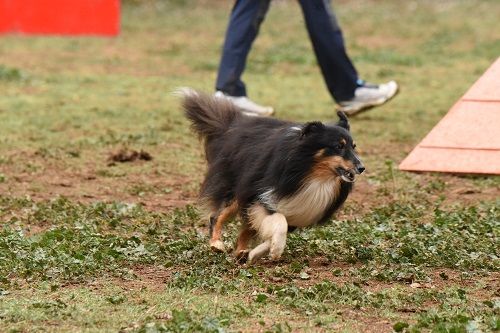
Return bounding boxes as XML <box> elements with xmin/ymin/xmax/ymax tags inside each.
<box><xmin>336</xmin><ymin>142</ymin><xmax>345</xmax><ymax>150</ymax></box>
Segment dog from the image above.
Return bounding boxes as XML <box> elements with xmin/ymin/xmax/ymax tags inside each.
<box><xmin>180</xmin><ymin>89</ymin><xmax>364</xmax><ymax>263</ymax></box>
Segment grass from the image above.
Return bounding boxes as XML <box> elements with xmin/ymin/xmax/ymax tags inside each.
<box><xmin>0</xmin><ymin>198</ymin><xmax>498</xmax><ymax>332</ymax></box>
<box><xmin>0</xmin><ymin>0</ymin><xmax>499</xmax><ymax>332</ymax></box>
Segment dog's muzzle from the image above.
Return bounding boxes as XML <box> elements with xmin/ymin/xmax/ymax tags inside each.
<box><xmin>336</xmin><ymin>167</ymin><xmax>356</xmax><ymax>183</ymax></box>
<box><xmin>336</xmin><ymin>164</ymin><xmax>364</xmax><ymax>183</ymax></box>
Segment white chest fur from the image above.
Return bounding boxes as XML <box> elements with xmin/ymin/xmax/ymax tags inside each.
<box><xmin>260</xmin><ymin>178</ymin><xmax>341</xmax><ymax>228</ymax></box>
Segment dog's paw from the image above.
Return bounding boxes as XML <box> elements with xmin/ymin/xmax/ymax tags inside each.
<box><xmin>247</xmin><ymin>251</ymin><xmax>258</xmax><ymax>265</ymax></box>
<box><xmin>269</xmin><ymin>250</ymin><xmax>284</xmax><ymax>261</ymax></box>
<box><xmin>269</xmin><ymin>241</ymin><xmax>286</xmax><ymax>260</ymax></box>
<box><xmin>210</xmin><ymin>240</ymin><xmax>226</xmax><ymax>252</ymax></box>
<box><xmin>234</xmin><ymin>249</ymin><xmax>249</xmax><ymax>264</ymax></box>
<box><xmin>269</xmin><ymin>235</ymin><xmax>287</xmax><ymax>261</ymax></box>
<box><xmin>248</xmin><ymin>241</ymin><xmax>270</xmax><ymax>264</ymax></box>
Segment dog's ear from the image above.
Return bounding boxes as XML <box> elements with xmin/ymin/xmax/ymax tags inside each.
<box><xmin>301</xmin><ymin>121</ymin><xmax>325</xmax><ymax>138</ymax></box>
<box><xmin>336</xmin><ymin>111</ymin><xmax>350</xmax><ymax>131</ymax></box>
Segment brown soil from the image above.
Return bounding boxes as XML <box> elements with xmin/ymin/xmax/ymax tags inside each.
<box><xmin>111</xmin><ymin>265</ymin><xmax>174</xmax><ymax>293</ymax></box>
<box><xmin>1</xmin><ymin>147</ymin><xmax>497</xmax><ymax>218</ymax></box>
<box><xmin>0</xmin><ymin>149</ymin><xmax>195</xmax><ymax>212</ymax></box>
<box><xmin>108</xmin><ymin>148</ymin><xmax>153</xmax><ymax>164</ymax></box>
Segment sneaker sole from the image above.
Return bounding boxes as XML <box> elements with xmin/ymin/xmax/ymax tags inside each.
<box><xmin>338</xmin><ymin>86</ymin><xmax>399</xmax><ymax>116</ymax></box>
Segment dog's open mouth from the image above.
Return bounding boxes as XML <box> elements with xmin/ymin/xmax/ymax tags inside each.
<box><xmin>336</xmin><ymin>168</ymin><xmax>356</xmax><ymax>183</ymax></box>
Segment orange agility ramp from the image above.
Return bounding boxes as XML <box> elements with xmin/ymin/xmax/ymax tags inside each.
<box><xmin>0</xmin><ymin>0</ymin><xmax>120</xmax><ymax>36</ymax></box>
<box><xmin>399</xmin><ymin>57</ymin><xmax>500</xmax><ymax>175</ymax></box>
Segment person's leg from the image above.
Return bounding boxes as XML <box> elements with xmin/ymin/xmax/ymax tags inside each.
<box><xmin>216</xmin><ymin>0</ymin><xmax>271</xmax><ymax>97</ymax></box>
<box><xmin>298</xmin><ymin>0</ymin><xmax>359</xmax><ymax>102</ymax></box>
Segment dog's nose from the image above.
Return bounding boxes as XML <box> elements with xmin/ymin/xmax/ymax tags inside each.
<box><xmin>356</xmin><ymin>165</ymin><xmax>365</xmax><ymax>174</ymax></box>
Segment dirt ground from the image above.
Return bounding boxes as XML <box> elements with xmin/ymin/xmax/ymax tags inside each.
<box><xmin>1</xmin><ymin>147</ymin><xmax>497</xmax><ymax>215</ymax></box>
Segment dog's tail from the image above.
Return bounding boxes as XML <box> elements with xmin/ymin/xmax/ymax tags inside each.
<box><xmin>177</xmin><ymin>88</ymin><xmax>241</xmax><ymax>140</ymax></box>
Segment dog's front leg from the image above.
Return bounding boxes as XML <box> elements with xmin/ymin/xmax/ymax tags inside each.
<box><xmin>248</xmin><ymin>212</ymin><xmax>288</xmax><ymax>263</ymax></box>
<box><xmin>248</xmin><ymin>240</ymin><xmax>270</xmax><ymax>264</ymax></box>
<box><xmin>267</xmin><ymin>213</ymin><xmax>288</xmax><ymax>260</ymax></box>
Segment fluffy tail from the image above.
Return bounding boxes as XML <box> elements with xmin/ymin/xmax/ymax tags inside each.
<box><xmin>178</xmin><ymin>88</ymin><xmax>241</xmax><ymax>140</ymax></box>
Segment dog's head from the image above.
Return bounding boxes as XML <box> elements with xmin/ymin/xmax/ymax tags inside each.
<box><xmin>300</xmin><ymin>111</ymin><xmax>364</xmax><ymax>183</ymax></box>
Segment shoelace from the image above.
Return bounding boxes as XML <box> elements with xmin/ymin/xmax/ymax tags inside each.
<box><xmin>356</xmin><ymin>79</ymin><xmax>379</xmax><ymax>89</ymax></box>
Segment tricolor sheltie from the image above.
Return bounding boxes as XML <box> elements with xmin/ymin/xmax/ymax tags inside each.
<box><xmin>181</xmin><ymin>90</ymin><xmax>364</xmax><ymax>263</ymax></box>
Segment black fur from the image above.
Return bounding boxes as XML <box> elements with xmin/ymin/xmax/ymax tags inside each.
<box><xmin>182</xmin><ymin>91</ymin><xmax>362</xmax><ymax>227</ymax></box>
<box><xmin>208</xmin><ymin>215</ymin><xmax>216</xmax><ymax>236</ymax></box>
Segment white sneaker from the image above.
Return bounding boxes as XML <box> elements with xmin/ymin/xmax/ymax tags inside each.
<box><xmin>214</xmin><ymin>91</ymin><xmax>274</xmax><ymax>117</ymax></box>
<box><xmin>338</xmin><ymin>80</ymin><xmax>398</xmax><ymax>115</ymax></box>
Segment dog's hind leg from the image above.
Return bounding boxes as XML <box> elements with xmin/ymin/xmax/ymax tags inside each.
<box><xmin>209</xmin><ymin>200</ymin><xmax>238</xmax><ymax>252</ymax></box>
<box><xmin>234</xmin><ymin>225</ymin><xmax>256</xmax><ymax>262</ymax></box>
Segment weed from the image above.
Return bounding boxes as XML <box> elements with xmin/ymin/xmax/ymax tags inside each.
<box><xmin>0</xmin><ymin>65</ymin><xmax>26</xmax><ymax>82</ymax></box>
<box><xmin>133</xmin><ymin>309</ymin><xmax>229</xmax><ymax>333</ymax></box>
<box><xmin>286</xmin><ymin>201</ymin><xmax>499</xmax><ymax>277</ymax></box>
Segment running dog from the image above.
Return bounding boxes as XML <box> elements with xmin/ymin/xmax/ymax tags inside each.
<box><xmin>181</xmin><ymin>89</ymin><xmax>364</xmax><ymax>263</ymax></box>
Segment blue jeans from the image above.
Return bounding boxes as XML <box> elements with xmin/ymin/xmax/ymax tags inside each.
<box><xmin>215</xmin><ymin>0</ymin><xmax>359</xmax><ymax>102</ymax></box>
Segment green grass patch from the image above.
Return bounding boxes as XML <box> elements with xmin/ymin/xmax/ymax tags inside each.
<box><xmin>1</xmin><ymin>197</ymin><xmax>498</xmax><ymax>331</ymax></box>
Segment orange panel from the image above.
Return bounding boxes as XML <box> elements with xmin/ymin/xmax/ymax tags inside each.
<box><xmin>419</xmin><ymin>101</ymin><xmax>500</xmax><ymax>150</ymax></box>
<box><xmin>400</xmin><ymin>57</ymin><xmax>500</xmax><ymax>175</ymax></box>
<box><xmin>462</xmin><ymin>57</ymin><xmax>500</xmax><ymax>102</ymax></box>
<box><xmin>399</xmin><ymin>147</ymin><xmax>500</xmax><ymax>174</ymax></box>
<box><xmin>0</xmin><ymin>0</ymin><xmax>120</xmax><ymax>36</ymax></box>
